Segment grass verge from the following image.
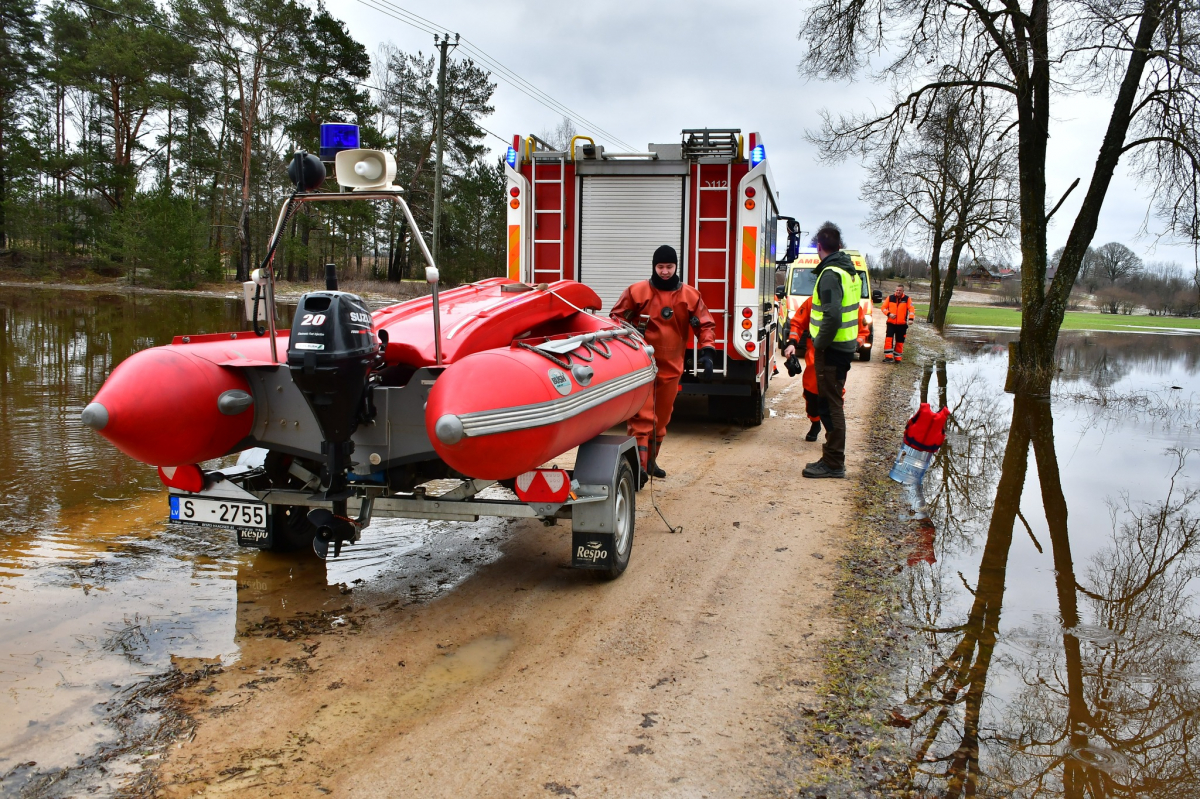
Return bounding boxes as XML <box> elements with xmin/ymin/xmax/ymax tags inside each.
<box><xmin>780</xmin><ymin>328</ymin><xmax>949</xmax><ymax>797</ymax></box>
<box><xmin>915</xmin><ymin>303</ymin><xmax>1200</xmax><ymax>331</ymax></box>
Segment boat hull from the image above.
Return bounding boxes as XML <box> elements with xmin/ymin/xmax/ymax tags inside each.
<box><xmin>427</xmin><ymin>333</ymin><xmax>655</xmax><ymax>479</ymax></box>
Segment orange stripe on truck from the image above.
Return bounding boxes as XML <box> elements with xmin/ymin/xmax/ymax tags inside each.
<box><xmin>507</xmin><ymin>225</ymin><xmax>520</xmax><ymax>281</ymax></box>
<box><xmin>740</xmin><ymin>226</ymin><xmax>756</xmax><ymax>289</ymax></box>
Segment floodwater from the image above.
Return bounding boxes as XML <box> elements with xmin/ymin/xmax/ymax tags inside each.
<box><xmin>894</xmin><ymin>329</ymin><xmax>1200</xmax><ymax>797</ymax></box>
<box><xmin>0</xmin><ymin>287</ymin><xmax>513</xmax><ymax>795</ymax></box>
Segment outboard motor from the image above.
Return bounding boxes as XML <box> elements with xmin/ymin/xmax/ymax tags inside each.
<box><xmin>287</xmin><ymin>265</ymin><xmax>378</xmax><ymax>558</ymax></box>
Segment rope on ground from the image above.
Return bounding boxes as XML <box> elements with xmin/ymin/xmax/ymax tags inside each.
<box><xmin>649</xmin><ymin>379</ymin><xmax>682</xmax><ymax>534</ymax></box>
<box><xmin>649</xmin><ymin>472</ymin><xmax>682</xmax><ymax>534</ymax></box>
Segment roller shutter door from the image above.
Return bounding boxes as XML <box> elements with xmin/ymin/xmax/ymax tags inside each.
<box><xmin>579</xmin><ymin>176</ymin><xmax>684</xmax><ymax>312</ymax></box>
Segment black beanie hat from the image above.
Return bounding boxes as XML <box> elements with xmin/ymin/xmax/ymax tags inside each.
<box><xmin>650</xmin><ymin>245</ymin><xmax>680</xmax><ymax>291</ymax></box>
<box><xmin>652</xmin><ymin>245</ymin><xmax>678</xmax><ymax>266</ymax></box>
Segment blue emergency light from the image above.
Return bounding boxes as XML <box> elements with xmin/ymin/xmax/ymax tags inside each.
<box><xmin>505</xmin><ymin>146</ymin><xmax>519</xmax><ymax>169</ymax></box>
<box><xmin>319</xmin><ymin>123</ymin><xmax>360</xmax><ymax>161</ymax></box>
<box><xmin>750</xmin><ymin>144</ymin><xmax>766</xmax><ymax>167</ymax></box>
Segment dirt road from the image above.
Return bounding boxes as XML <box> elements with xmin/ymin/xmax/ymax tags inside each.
<box><xmin>158</xmin><ymin>343</ymin><xmax>885</xmax><ymax>798</ymax></box>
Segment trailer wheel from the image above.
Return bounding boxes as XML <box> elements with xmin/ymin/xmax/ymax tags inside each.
<box><xmin>601</xmin><ymin>461</ymin><xmax>636</xmax><ymax>580</ymax></box>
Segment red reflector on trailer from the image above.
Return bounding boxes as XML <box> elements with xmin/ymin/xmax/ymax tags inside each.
<box><xmin>746</xmin><ymin>342</ymin><xmax>756</xmax><ymax>352</ymax></box>
<box><xmin>741</xmin><ymin>308</ymin><xmax>752</xmax><ymax>318</ymax></box>
<box><xmin>514</xmin><ymin>468</ymin><xmax>571</xmax><ymax>503</ymax></box>
<box><xmin>157</xmin><ymin>464</ymin><xmax>204</xmax><ymax>493</ymax></box>
<box><xmin>745</xmin><ymin>187</ymin><xmax>756</xmax><ymax>197</ymax></box>
<box><xmin>509</xmin><ymin>187</ymin><xmax>519</xmax><ymax>197</ymax></box>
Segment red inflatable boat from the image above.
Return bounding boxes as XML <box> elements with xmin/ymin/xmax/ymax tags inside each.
<box><xmin>84</xmin><ymin>278</ymin><xmax>654</xmax><ymax>479</ymax></box>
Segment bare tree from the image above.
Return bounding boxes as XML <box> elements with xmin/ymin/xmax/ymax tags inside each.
<box><xmin>860</xmin><ymin>91</ymin><xmax>1016</xmax><ymax>331</ymax></box>
<box><xmin>1091</xmin><ymin>241</ymin><xmax>1145</xmax><ymax>285</ymax></box>
<box><xmin>799</xmin><ymin>0</ymin><xmax>1200</xmax><ymax>392</ymax></box>
<box><xmin>538</xmin><ymin>115</ymin><xmax>578</xmax><ymax>151</ymax></box>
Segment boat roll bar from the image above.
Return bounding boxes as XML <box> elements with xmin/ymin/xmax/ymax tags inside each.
<box><xmin>257</xmin><ymin>189</ymin><xmax>442</xmax><ymax>365</ymax></box>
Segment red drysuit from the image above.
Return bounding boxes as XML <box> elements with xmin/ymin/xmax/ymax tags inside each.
<box><xmin>610</xmin><ymin>280</ymin><xmax>716</xmax><ymax>468</ymax></box>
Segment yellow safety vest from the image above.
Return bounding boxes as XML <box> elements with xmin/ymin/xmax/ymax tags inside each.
<box><xmin>809</xmin><ymin>265</ymin><xmax>861</xmax><ymax>344</ymax></box>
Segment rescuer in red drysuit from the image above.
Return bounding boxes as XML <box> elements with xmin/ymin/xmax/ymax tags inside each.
<box><xmin>610</xmin><ymin>245</ymin><xmax>716</xmax><ymax>483</ymax></box>
<box><xmin>785</xmin><ymin>295</ymin><xmax>868</xmax><ymax>442</ymax></box>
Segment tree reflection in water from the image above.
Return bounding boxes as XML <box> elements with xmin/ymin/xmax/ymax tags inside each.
<box><xmin>899</xmin><ymin>384</ymin><xmax>1200</xmax><ymax>797</ymax></box>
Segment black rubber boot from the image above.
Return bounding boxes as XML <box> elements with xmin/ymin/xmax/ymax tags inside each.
<box><xmin>805</xmin><ymin>420</ymin><xmax>822</xmax><ymax>442</ymax></box>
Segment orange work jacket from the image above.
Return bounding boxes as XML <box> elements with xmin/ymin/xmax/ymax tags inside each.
<box><xmin>788</xmin><ymin>297</ymin><xmax>867</xmax><ymax>395</ymax></box>
<box><xmin>610</xmin><ymin>281</ymin><xmax>717</xmax><ymax>381</ymax></box>
<box><xmin>882</xmin><ymin>293</ymin><xmax>915</xmax><ymax>325</ymax></box>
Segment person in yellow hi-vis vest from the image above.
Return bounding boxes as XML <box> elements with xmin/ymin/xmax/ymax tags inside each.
<box><xmin>800</xmin><ymin>222</ymin><xmax>860</xmax><ymax>479</ymax></box>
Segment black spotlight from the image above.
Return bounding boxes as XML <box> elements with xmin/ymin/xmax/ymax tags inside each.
<box><xmin>287</xmin><ymin>151</ymin><xmax>326</xmax><ymax>192</ymax></box>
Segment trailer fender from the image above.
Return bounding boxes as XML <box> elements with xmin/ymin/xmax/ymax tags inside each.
<box><xmin>570</xmin><ymin>434</ymin><xmax>637</xmax><ymax>576</ymax></box>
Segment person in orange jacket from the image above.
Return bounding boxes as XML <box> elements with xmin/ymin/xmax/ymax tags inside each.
<box><xmin>881</xmin><ymin>284</ymin><xmax>915</xmax><ymax>363</ymax></box>
<box><xmin>783</xmin><ymin>296</ymin><xmax>868</xmax><ymax>441</ymax></box>
<box><xmin>611</xmin><ymin>245</ymin><xmax>716</xmax><ymax>483</ymax></box>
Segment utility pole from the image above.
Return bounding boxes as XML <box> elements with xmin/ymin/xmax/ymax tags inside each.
<box><xmin>431</xmin><ymin>32</ymin><xmax>459</xmax><ymax>266</ymax></box>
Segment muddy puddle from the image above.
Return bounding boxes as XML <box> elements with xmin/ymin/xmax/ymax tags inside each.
<box><xmin>0</xmin><ymin>288</ymin><xmax>517</xmax><ymax>796</ymax></box>
<box><xmin>890</xmin><ymin>330</ymin><xmax>1200</xmax><ymax>796</ymax></box>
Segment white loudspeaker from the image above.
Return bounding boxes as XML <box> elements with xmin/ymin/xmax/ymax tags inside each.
<box><xmin>334</xmin><ymin>149</ymin><xmax>398</xmax><ymax>190</ymax></box>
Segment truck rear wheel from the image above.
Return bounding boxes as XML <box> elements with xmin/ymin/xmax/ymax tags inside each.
<box><xmin>708</xmin><ymin>389</ymin><xmax>765</xmax><ymax>426</ymax></box>
<box><xmin>601</xmin><ymin>461</ymin><xmax>636</xmax><ymax>580</ymax></box>
<box><xmin>744</xmin><ymin>387</ymin><xmax>766</xmax><ymax>426</ymax></box>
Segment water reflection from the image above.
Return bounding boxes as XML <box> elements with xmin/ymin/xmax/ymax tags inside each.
<box><xmin>0</xmin><ymin>287</ymin><xmax>515</xmax><ymax>791</ymax></box>
<box><xmin>897</xmin><ymin>332</ymin><xmax>1200</xmax><ymax>797</ymax></box>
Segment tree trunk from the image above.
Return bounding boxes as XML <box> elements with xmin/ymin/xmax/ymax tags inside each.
<box><xmin>933</xmin><ymin>233</ymin><xmax>966</xmax><ymax>331</ymax></box>
<box><xmin>0</xmin><ymin>124</ymin><xmax>7</xmax><ymax>251</ymax></box>
<box><xmin>1012</xmin><ymin>0</ymin><xmax>1160</xmax><ymax>394</ymax></box>
<box><xmin>926</xmin><ymin>227</ymin><xmax>946</xmax><ymax>324</ymax></box>
<box><xmin>237</xmin><ymin>202</ymin><xmax>251</xmax><ymax>282</ymax></box>
<box><xmin>300</xmin><ymin>209</ymin><xmax>311</xmax><ymax>282</ymax></box>
<box><xmin>286</xmin><ymin>214</ymin><xmax>297</xmax><ymax>281</ymax></box>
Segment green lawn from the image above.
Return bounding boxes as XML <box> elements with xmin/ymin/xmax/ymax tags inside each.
<box><xmin>914</xmin><ymin>304</ymin><xmax>1200</xmax><ymax>332</ymax></box>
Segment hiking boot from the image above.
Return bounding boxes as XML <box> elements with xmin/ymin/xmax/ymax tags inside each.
<box><xmin>805</xmin><ymin>421</ymin><xmax>822</xmax><ymax>442</ymax></box>
<box><xmin>802</xmin><ymin>460</ymin><xmax>846</xmax><ymax>479</ymax></box>
<box><xmin>648</xmin><ymin>462</ymin><xmax>667</xmax><ymax>479</ymax></box>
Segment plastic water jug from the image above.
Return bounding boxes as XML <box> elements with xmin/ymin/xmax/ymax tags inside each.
<box><xmin>890</xmin><ymin>443</ymin><xmax>935</xmax><ymax>485</ymax></box>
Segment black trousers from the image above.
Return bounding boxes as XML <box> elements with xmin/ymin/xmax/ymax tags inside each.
<box><xmin>814</xmin><ymin>349</ymin><xmax>851</xmax><ymax>470</ymax></box>
<box><xmin>885</xmin><ymin>322</ymin><xmax>909</xmax><ymax>344</ymax></box>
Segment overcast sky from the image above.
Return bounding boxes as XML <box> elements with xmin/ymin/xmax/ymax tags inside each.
<box><xmin>328</xmin><ymin>0</ymin><xmax>1199</xmax><ymax>271</ymax></box>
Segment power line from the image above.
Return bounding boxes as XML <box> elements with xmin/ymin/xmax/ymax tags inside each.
<box><xmin>63</xmin><ymin>0</ymin><xmax>512</xmax><ymax>149</ymax></box>
<box><xmin>59</xmin><ymin>0</ymin><xmax>607</xmax><ymax>153</ymax></box>
<box><xmin>351</xmin><ymin>0</ymin><xmax>637</xmax><ymax>151</ymax></box>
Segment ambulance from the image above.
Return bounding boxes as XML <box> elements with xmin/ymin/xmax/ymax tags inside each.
<box><xmin>774</xmin><ymin>249</ymin><xmax>883</xmax><ymax>360</ymax></box>
<box><xmin>504</xmin><ymin>128</ymin><xmax>802</xmax><ymax>424</ymax></box>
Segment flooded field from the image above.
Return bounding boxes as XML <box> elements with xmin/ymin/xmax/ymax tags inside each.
<box><xmin>0</xmin><ymin>288</ymin><xmax>514</xmax><ymax>796</ymax></box>
<box><xmin>893</xmin><ymin>330</ymin><xmax>1200</xmax><ymax>796</ymax></box>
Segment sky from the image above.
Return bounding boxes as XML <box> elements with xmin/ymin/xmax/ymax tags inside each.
<box><xmin>327</xmin><ymin>0</ymin><xmax>1199</xmax><ymax>272</ymax></box>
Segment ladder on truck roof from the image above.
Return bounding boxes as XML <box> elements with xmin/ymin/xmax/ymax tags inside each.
<box><xmin>692</xmin><ymin>162</ymin><xmax>732</xmax><ymax>376</ymax></box>
<box><xmin>682</xmin><ymin>129</ymin><xmax>740</xmax><ymax>159</ymax></box>
<box><xmin>531</xmin><ymin>148</ymin><xmax>567</xmax><ymax>283</ymax></box>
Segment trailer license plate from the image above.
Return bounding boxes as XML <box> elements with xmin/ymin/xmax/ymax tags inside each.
<box><xmin>170</xmin><ymin>496</ymin><xmax>267</xmax><ymax>533</ymax></box>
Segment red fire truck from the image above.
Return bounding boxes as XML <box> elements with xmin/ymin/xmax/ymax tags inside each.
<box><xmin>503</xmin><ymin>128</ymin><xmax>800</xmax><ymax>425</ymax></box>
